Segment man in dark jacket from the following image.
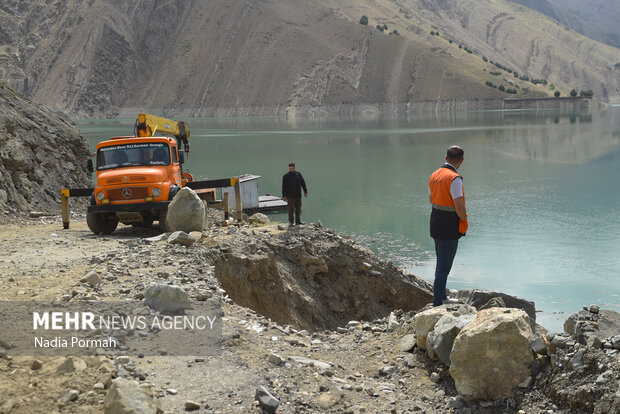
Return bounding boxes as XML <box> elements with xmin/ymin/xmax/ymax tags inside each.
<box><xmin>282</xmin><ymin>162</ymin><xmax>308</xmax><ymax>225</ymax></box>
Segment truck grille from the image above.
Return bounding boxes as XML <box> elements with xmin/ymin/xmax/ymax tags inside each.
<box><xmin>108</xmin><ymin>187</ymin><xmax>149</xmax><ymax>201</ymax></box>
<box><xmin>107</xmin><ymin>176</ymin><xmax>148</xmax><ymax>184</ymax></box>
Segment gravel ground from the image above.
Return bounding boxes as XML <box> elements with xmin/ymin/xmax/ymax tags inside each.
<box><xmin>0</xmin><ymin>212</ymin><xmax>617</xmax><ymax>413</ymax></box>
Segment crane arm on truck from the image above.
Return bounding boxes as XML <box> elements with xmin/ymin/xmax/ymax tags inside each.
<box><xmin>135</xmin><ymin>113</ymin><xmax>190</xmax><ymax>153</ymax></box>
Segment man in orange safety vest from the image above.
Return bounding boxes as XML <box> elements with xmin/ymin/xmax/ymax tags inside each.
<box><xmin>428</xmin><ymin>146</ymin><xmax>468</xmax><ymax>306</ymax></box>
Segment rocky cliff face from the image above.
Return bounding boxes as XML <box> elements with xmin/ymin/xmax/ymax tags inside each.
<box><xmin>0</xmin><ymin>0</ymin><xmax>618</xmax><ymax>118</ymax></box>
<box><xmin>0</xmin><ymin>84</ymin><xmax>90</xmax><ymax>214</ymax></box>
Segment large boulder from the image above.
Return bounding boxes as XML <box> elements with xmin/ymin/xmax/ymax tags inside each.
<box><xmin>412</xmin><ymin>304</ymin><xmax>476</xmax><ymax>350</ymax></box>
<box><xmin>450</xmin><ymin>308</ymin><xmax>534</xmax><ymax>400</ymax></box>
<box><xmin>431</xmin><ymin>313</ymin><xmax>476</xmax><ymax>366</ymax></box>
<box><xmin>166</xmin><ymin>187</ymin><xmax>205</xmax><ymax>232</ymax></box>
<box><xmin>564</xmin><ymin>308</ymin><xmax>620</xmax><ymax>344</ymax></box>
<box><xmin>456</xmin><ymin>289</ymin><xmax>536</xmax><ymax>329</ymax></box>
<box><xmin>103</xmin><ymin>378</ymin><xmax>162</xmax><ymax>414</ymax></box>
<box><xmin>144</xmin><ymin>283</ymin><xmax>190</xmax><ymax>313</ymax></box>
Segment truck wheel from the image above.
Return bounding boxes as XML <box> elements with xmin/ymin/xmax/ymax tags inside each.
<box><xmin>87</xmin><ymin>212</ymin><xmax>119</xmax><ymax>235</ymax></box>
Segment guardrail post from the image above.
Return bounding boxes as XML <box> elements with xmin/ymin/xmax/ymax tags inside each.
<box><xmin>222</xmin><ymin>192</ymin><xmax>230</xmax><ymax>220</ymax></box>
<box><xmin>61</xmin><ymin>190</ymin><xmax>70</xmax><ymax>229</ymax></box>
<box><xmin>234</xmin><ymin>178</ymin><xmax>242</xmax><ymax>221</ymax></box>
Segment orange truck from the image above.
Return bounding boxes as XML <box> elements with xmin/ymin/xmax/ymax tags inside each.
<box><xmin>62</xmin><ymin>114</ymin><xmax>237</xmax><ymax>234</ymax></box>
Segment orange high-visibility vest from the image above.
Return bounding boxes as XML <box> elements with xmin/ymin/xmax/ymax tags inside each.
<box><xmin>429</xmin><ymin>166</ymin><xmax>468</xmax><ymax>236</ymax></box>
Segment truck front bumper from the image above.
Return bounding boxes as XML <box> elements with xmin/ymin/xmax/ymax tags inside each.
<box><xmin>87</xmin><ymin>201</ymin><xmax>170</xmax><ymax>214</ymax></box>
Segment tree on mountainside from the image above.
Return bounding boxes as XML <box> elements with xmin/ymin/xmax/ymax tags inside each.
<box><xmin>554</xmin><ymin>91</ymin><xmax>561</xmax><ymax>97</ymax></box>
<box><xmin>570</xmin><ymin>89</ymin><xmax>578</xmax><ymax>97</ymax></box>
<box><xmin>360</xmin><ymin>15</ymin><xmax>368</xmax><ymax>25</ymax></box>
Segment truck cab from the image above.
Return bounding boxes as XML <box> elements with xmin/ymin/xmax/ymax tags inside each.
<box><xmin>87</xmin><ymin>136</ymin><xmax>187</xmax><ymax>234</ymax></box>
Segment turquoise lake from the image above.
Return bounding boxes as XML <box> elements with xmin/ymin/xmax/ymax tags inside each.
<box><xmin>77</xmin><ymin>107</ymin><xmax>620</xmax><ymax>331</ymax></box>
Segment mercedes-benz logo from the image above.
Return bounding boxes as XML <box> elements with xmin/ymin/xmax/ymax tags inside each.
<box><xmin>121</xmin><ymin>188</ymin><xmax>133</xmax><ymax>199</ymax></box>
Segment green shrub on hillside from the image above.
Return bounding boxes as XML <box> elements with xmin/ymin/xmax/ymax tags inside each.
<box><xmin>580</xmin><ymin>90</ymin><xmax>594</xmax><ymax>97</ymax></box>
<box><xmin>482</xmin><ymin>56</ymin><xmax>488</xmax><ymax>62</ymax></box>
<box><xmin>360</xmin><ymin>15</ymin><xmax>368</xmax><ymax>25</ymax></box>
<box><xmin>570</xmin><ymin>89</ymin><xmax>578</xmax><ymax>97</ymax></box>
<box><xmin>377</xmin><ymin>25</ymin><xmax>385</xmax><ymax>32</ymax></box>
<box><xmin>498</xmin><ymin>85</ymin><xmax>506</xmax><ymax>91</ymax></box>
<box><xmin>554</xmin><ymin>91</ymin><xmax>561</xmax><ymax>97</ymax></box>
<box><xmin>430</xmin><ymin>30</ymin><xmax>435</xmax><ymax>35</ymax></box>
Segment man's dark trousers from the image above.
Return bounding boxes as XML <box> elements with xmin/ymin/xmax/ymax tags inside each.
<box><xmin>433</xmin><ymin>239</ymin><xmax>459</xmax><ymax>306</ymax></box>
<box><xmin>287</xmin><ymin>197</ymin><xmax>302</xmax><ymax>224</ymax></box>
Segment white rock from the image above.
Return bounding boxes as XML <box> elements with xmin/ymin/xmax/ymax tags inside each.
<box><xmin>143</xmin><ymin>234</ymin><xmax>167</xmax><ymax>243</ymax></box>
<box><xmin>103</xmin><ymin>378</ymin><xmax>161</xmax><ymax>414</ymax></box>
<box><xmin>60</xmin><ymin>389</ymin><xmax>79</xmax><ymax>403</ymax></box>
<box><xmin>56</xmin><ymin>357</ymin><xmax>87</xmax><ymax>373</ymax></box>
<box><xmin>81</xmin><ymin>270</ymin><xmax>101</xmax><ymax>285</ymax></box>
<box><xmin>167</xmin><ymin>231</ymin><xmax>196</xmax><ymax>246</ymax></box>
<box><xmin>387</xmin><ymin>312</ymin><xmax>400</xmax><ymax>331</ymax></box>
<box><xmin>288</xmin><ymin>355</ymin><xmax>331</xmax><ymax>370</ymax></box>
<box><xmin>144</xmin><ymin>283</ymin><xmax>190</xmax><ymax>312</ymax></box>
<box><xmin>248</xmin><ymin>213</ymin><xmax>270</xmax><ymax>224</ymax></box>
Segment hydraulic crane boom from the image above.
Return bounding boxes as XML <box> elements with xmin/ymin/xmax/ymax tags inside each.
<box><xmin>135</xmin><ymin>113</ymin><xmax>190</xmax><ymax>153</ymax></box>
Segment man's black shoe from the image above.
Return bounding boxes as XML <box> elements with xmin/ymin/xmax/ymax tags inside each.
<box><xmin>295</xmin><ymin>221</ymin><xmax>304</xmax><ymax>225</ymax></box>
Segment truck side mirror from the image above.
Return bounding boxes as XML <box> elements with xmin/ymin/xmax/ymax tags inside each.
<box><xmin>178</xmin><ymin>150</ymin><xmax>185</xmax><ymax>164</ymax></box>
<box><xmin>86</xmin><ymin>159</ymin><xmax>94</xmax><ymax>173</ymax></box>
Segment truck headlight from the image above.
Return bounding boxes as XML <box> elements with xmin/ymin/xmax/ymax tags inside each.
<box><xmin>96</xmin><ymin>192</ymin><xmax>105</xmax><ymax>201</ymax></box>
<box><xmin>151</xmin><ymin>188</ymin><xmax>162</xmax><ymax>197</ymax></box>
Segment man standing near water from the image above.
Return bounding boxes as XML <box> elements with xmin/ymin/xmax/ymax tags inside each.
<box><xmin>429</xmin><ymin>146</ymin><xmax>468</xmax><ymax>306</ymax></box>
<box><xmin>282</xmin><ymin>162</ymin><xmax>308</xmax><ymax>225</ymax></box>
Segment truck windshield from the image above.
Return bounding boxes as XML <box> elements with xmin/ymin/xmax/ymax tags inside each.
<box><xmin>97</xmin><ymin>142</ymin><xmax>171</xmax><ymax>170</ymax></box>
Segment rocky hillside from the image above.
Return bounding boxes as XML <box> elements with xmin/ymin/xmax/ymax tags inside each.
<box><xmin>0</xmin><ymin>83</ymin><xmax>91</xmax><ymax>215</ymax></box>
<box><xmin>511</xmin><ymin>0</ymin><xmax>620</xmax><ymax>49</ymax></box>
<box><xmin>0</xmin><ymin>0</ymin><xmax>618</xmax><ymax>118</ymax></box>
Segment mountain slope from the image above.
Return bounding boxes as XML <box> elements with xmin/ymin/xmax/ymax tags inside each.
<box><xmin>511</xmin><ymin>0</ymin><xmax>620</xmax><ymax>49</ymax></box>
<box><xmin>319</xmin><ymin>0</ymin><xmax>620</xmax><ymax>102</ymax></box>
<box><xmin>0</xmin><ymin>0</ymin><xmax>618</xmax><ymax>118</ymax></box>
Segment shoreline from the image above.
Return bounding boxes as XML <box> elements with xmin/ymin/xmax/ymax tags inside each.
<box><xmin>102</xmin><ymin>97</ymin><xmax>604</xmax><ymax>120</ymax></box>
